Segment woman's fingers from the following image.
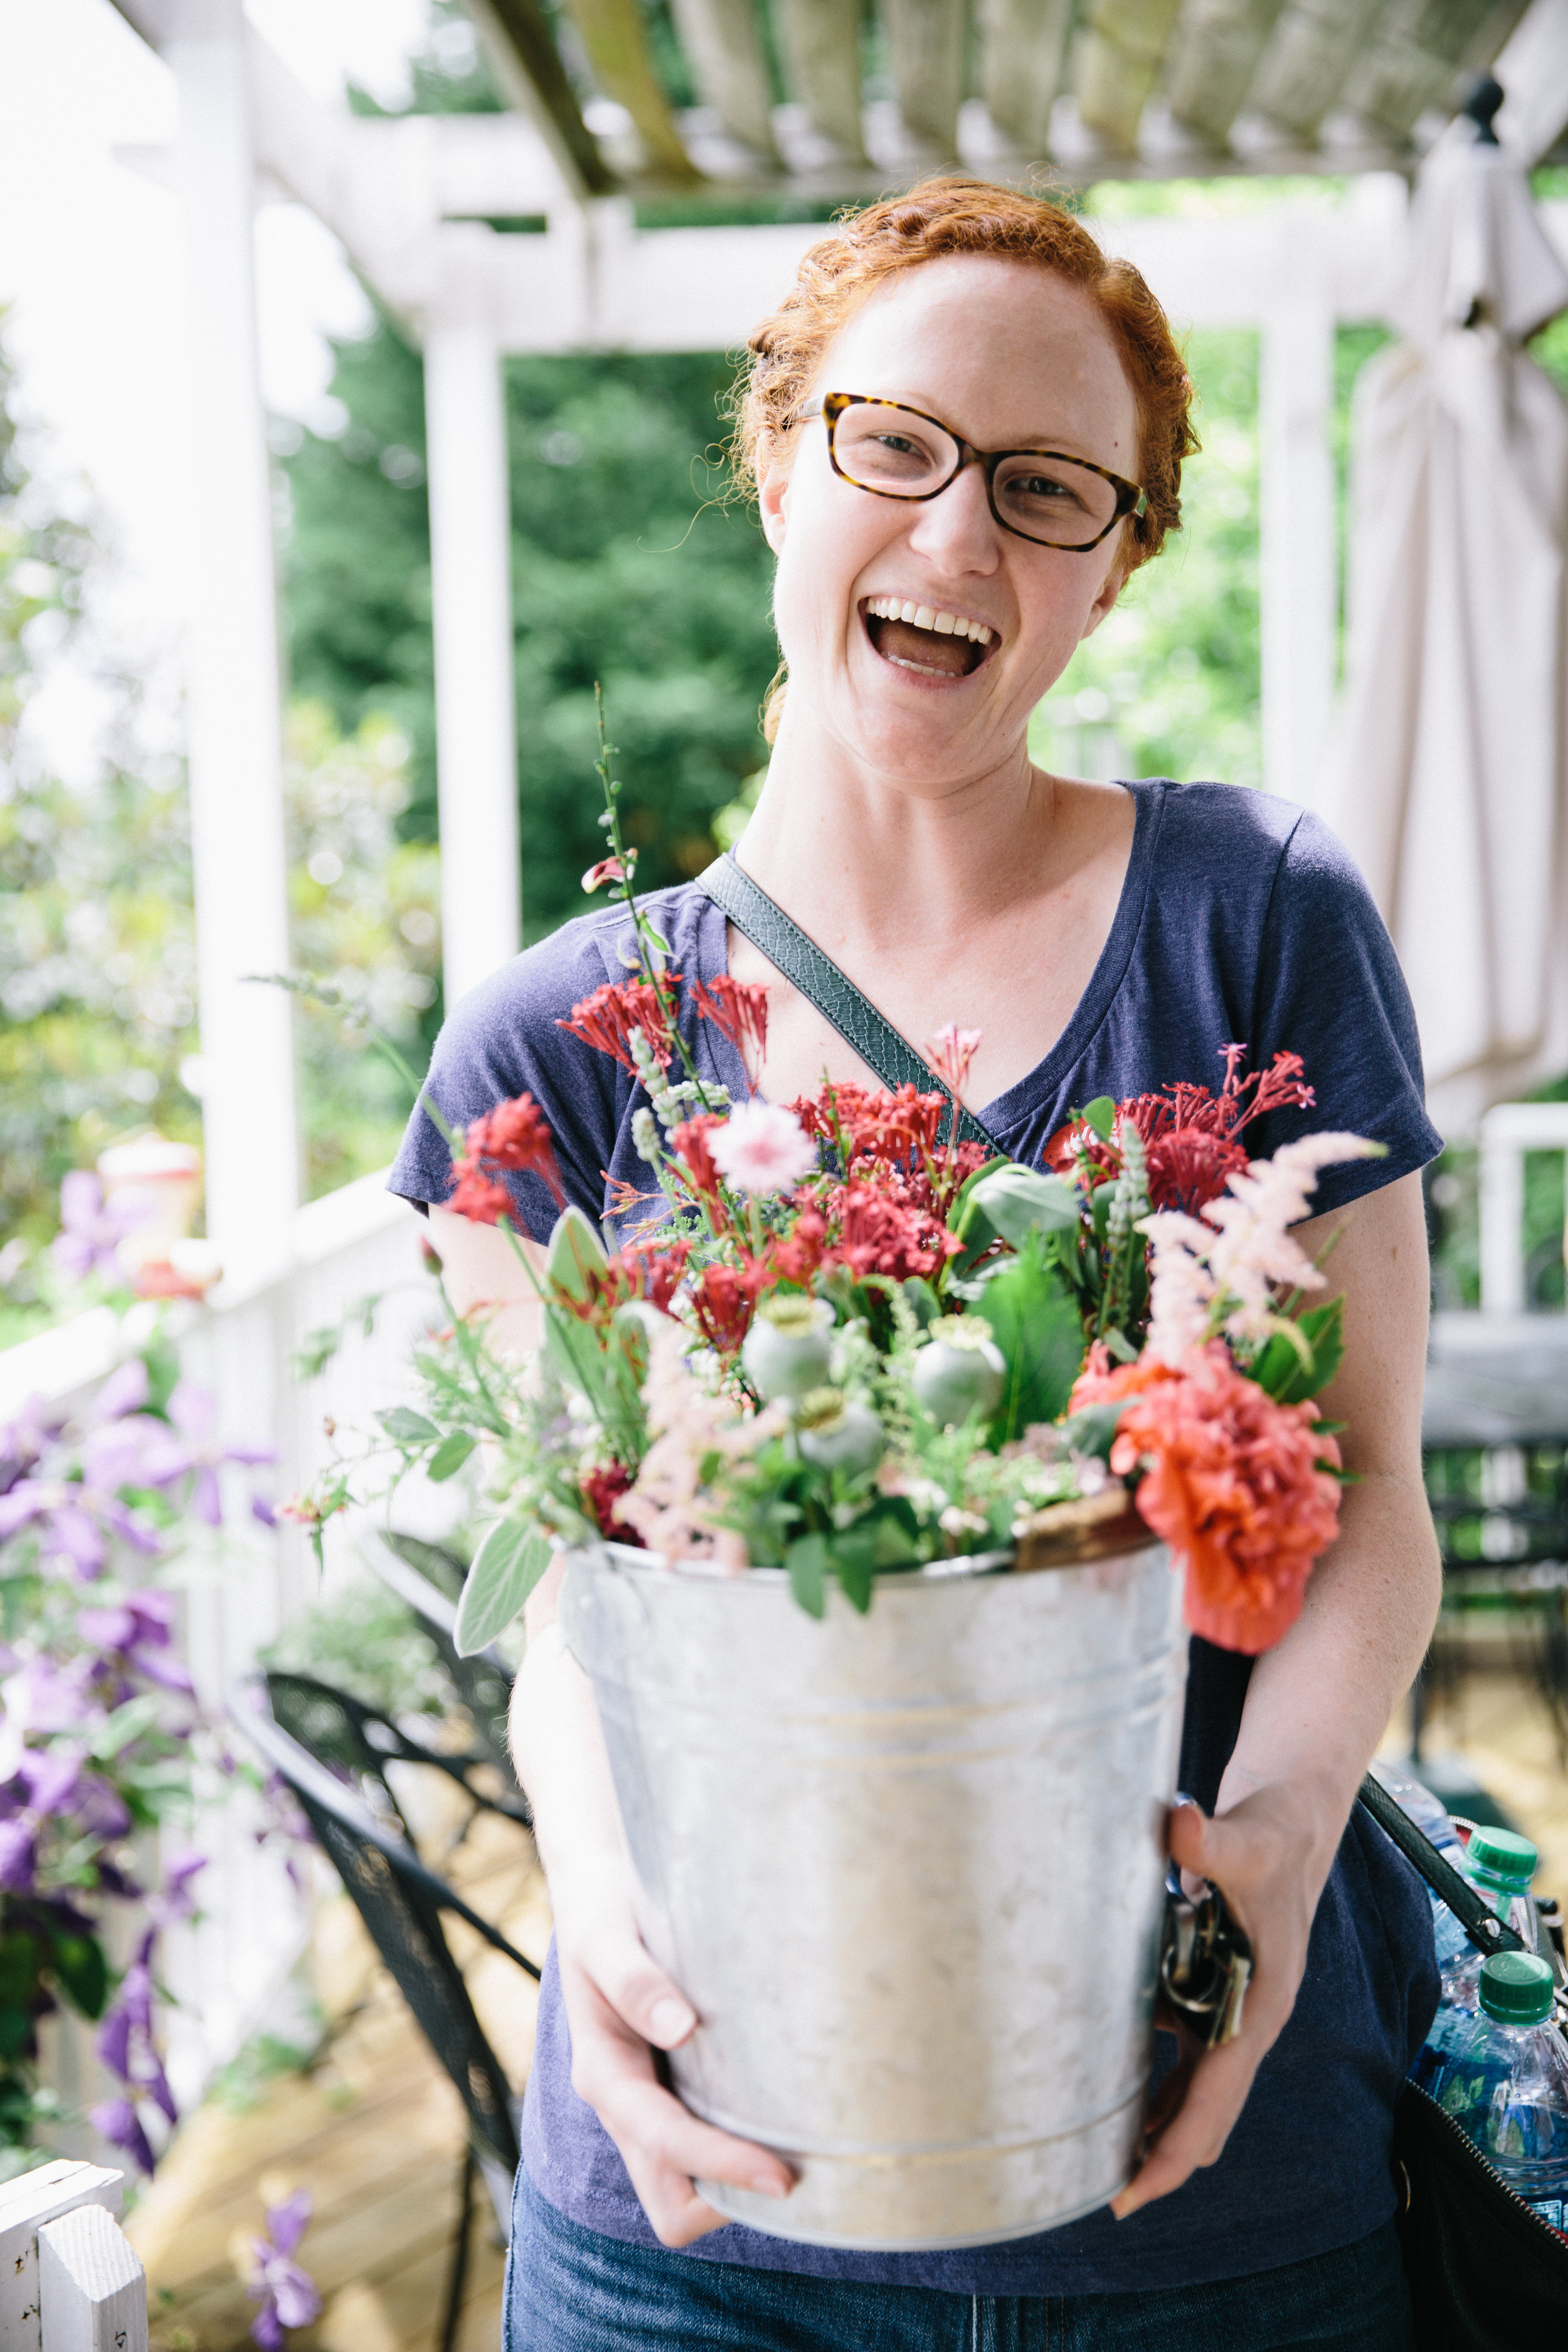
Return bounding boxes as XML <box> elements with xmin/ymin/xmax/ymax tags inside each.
<box><xmin>1110</xmin><ymin>2035</ymin><xmax>1261</xmax><ymax>2216</ymax></box>
<box><xmin>558</xmin><ymin>1927</ymin><xmax>795</xmax><ymax>2247</ymax></box>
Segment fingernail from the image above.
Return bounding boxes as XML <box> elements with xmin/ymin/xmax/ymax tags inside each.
<box><xmin>748</xmin><ymin>2175</ymin><xmax>790</xmax><ymax>2198</ymax></box>
<box><xmin>649</xmin><ymin>1998</ymin><xmax>696</xmax><ymax>2043</ymax></box>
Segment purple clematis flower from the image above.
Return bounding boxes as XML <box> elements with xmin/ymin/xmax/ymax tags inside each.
<box><xmin>141</xmin><ymin>1384</ymin><xmax>275</xmax><ymax>1527</ymax></box>
<box><xmin>51</xmin><ymin>1173</ymin><xmax>151</xmax><ymax>1286</ymax></box>
<box><xmin>0</xmin><ymin>1818</ymin><xmax>37</xmax><ymax>1890</ymax></box>
<box><xmin>0</xmin><ymin>1474</ymin><xmax>164</xmax><ymax>1579</ymax></box>
<box><xmin>77</xmin><ymin>1588</ymin><xmax>194</xmax><ymax>1696</ymax></box>
<box><xmin>89</xmin><ymin>2095</ymin><xmax>156</xmax><ymax>2176</ymax></box>
<box><xmin>149</xmin><ymin>1849</ymin><xmax>207</xmax><ymax>1926</ymax></box>
<box><xmin>246</xmin><ymin>2190</ymin><xmax>321</xmax><ymax>2349</ymax></box>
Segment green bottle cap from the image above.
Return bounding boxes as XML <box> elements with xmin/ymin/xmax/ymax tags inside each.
<box><xmin>1467</xmin><ymin>1825</ymin><xmax>1538</xmax><ymax>1891</ymax></box>
<box><xmin>1479</xmin><ymin>1951</ymin><xmax>1555</xmax><ymax>2027</ymax></box>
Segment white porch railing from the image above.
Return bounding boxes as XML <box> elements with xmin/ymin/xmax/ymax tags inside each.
<box><xmin>0</xmin><ymin>2161</ymin><xmax>146</xmax><ymax>2352</ymax></box>
<box><xmin>0</xmin><ymin>1174</ymin><xmax>432</xmax><ymax>2127</ymax></box>
<box><xmin>1478</xmin><ymin>1101</ymin><xmax>1568</xmax><ymax>1315</ymax></box>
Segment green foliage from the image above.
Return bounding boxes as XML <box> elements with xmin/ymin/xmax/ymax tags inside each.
<box><xmin>454</xmin><ymin>1518</ymin><xmax>551</xmax><ymax>1655</ymax></box>
<box><xmin>1029</xmin><ymin>328</ymin><xmax>1261</xmax><ymax>790</ymax></box>
<box><xmin>1249</xmin><ymin>1295</ymin><xmax>1346</xmax><ymax>1405</ymax></box>
<box><xmin>974</xmin><ymin>1236</ymin><xmax>1086</xmax><ymax>1441</ymax></box>
<box><xmin>258</xmin><ymin>1574</ymin><xmax>452</xmax><ymax>1719</ymax></box>
<box><xmin>281</xmin><ymin>325</ymin><xmax>778</xmax><ymax>946</ymax></box>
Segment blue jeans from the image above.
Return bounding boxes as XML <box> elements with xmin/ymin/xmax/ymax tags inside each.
<box><xmin>503</xmin><ymin>2169</ymin><xmax>1414</xmax><ymax>2351</ymax></box>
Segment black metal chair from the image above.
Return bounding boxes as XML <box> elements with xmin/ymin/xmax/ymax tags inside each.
<box><xmin>367</xmin><ymin>1530</ymin><xmax>524</xmax><ymax>1799</ymax></box>
<box><xmin>230</xmin><ymin>1671</ymin><xmax>541</xmax><ymax>2351</ymax></box>
<box><xmin>262</xmin><ymin>1666</ymin><xmax>531</xmax><ymax>1852</ymax></box>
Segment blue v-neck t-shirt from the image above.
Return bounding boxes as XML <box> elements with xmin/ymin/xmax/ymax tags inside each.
<box><xmin>389</xmin><ymin>777</ymin><xmax>1443</xmax><ymax>2295</ymax></box>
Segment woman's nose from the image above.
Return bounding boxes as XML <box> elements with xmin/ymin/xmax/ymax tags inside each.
<box><xmin>903</xmin><ymin>457</ymin><xmax>1001</xmax><ymax>573</ymax></box>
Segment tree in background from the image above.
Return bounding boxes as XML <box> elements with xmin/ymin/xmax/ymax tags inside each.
<box><xmin>282</xmin><ymin>329</ymin><xmax>778</xmax><ymax>951</ymax></box>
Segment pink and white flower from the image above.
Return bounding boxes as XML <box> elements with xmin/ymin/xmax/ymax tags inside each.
<box><xmin>708</xmin><ymin>1102</ymin><xmax>817</xmax><ymax>1197</ymax></box>
<box><xmin>926</xmin><ymin>1022</ymin><xmax>983</xmax><ymax>1100</ymax></box>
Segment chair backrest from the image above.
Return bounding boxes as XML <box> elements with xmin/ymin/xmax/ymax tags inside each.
<box><xmin>263</xmin><ymin>1667</ymin><xmax>530</xmax><ymax>1837</ymax></box>
<box><xmin>370</xmin><ymin>1532</ymin><xmax>522</xmax><ymax>1794</ymax></box>
<box><xmin>232</xmin><ymin>1677</ymin><xmax>531</xmax><ymax>2178</ymax></box>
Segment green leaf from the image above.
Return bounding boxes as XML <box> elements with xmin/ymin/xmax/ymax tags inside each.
<box><xmin>426</xmin><ymin>1429</ymin><xmax>477</xmax><ymax>1483</ymax></box>
<box><xmin>1081</xmin><ymin>1096</ymin><xmax>1116</xmax><ymax>1142</ymax></box>
<box><xmin>979</xmin><ymin>1239</ymin><xmax>1086</xmax><ymax>1443</ymax></box>
<box><xmin>454</xmin><ymin>1518</ymin><xmax>553</xmax><ymax>1656</ymax></box>
<box><xmin>378</xmin><ymin>1406</ymin><xmax>438</xmax><ymax>1445</ymax></box>
<box><xmin>382</xmin><ymin>1530</ymin><xmax>469</xmax><ymax>1598</ymax></box>
<box><xmin>1250</xmin><ymin>1295</ymin><xmax>1346</xmax><ymax>1404</ymax></box>
<box><xmin>830</xmin><ymin>1525</ymin><xmax>878</xmax><ymax>1614</ymax></box>
<box><xmin>785</xmin><ymin>1532</ymin><xmax>828</xmax><ymax>1619</ymax></box>
<box><xmin>88</xmin><ymin>1694</ymin><xmax>161</xmax><ymax>1762</ymax></box>
<box><xmin>953</xmin><ymin>1164</ymin><xmax>1079</xmax><ymax>1268</ymax></box>
<box><xmin>48</xmin><ymin>1932</ymin><xmax>107</xmax><ymax>2021</ymax></box>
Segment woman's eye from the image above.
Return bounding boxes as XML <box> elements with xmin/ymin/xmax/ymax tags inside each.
<box><xmin>871</xmin><ymin>433</ymin><xmax>928</xmax><ymax>461</ymax></box>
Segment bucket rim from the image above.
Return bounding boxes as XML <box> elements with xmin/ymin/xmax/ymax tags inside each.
<box><xmin>567</xmin><ymin>1529</ymin><xmax>1165</xmax><ymax>1592</ymax></box>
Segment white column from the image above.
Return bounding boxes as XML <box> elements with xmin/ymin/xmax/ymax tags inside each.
<box><xmin>1259</xmin><ymin>295</ymin><xmax>1337</xmax><ymax>813</ymax></box>
<box><xmin>424</xmin><ymin>233</ymin><xmax>522</xmax><ymax>1012</ymax></box>
<box><xmin>167</xmin><ymin>0</ymin><xmax>298</xmax><ymax>1286</ymax></box>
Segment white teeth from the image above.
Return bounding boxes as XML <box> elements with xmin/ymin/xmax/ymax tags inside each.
<box><xmin>866</xmin><ymin>597</ymin><xmax>995</xmax><ymax>645</ymax></box>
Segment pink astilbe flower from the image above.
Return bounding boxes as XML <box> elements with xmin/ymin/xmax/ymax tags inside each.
<box><xmin>1139</xmin><ymin>1131</ymin><xmax>1379</xmax><ymax>1360</ymax></box>
<box><xmin>615</xmin><ymin>1323</ymin><xmax>780</xmax><ymax>1565</ymax></box>
<box><xmin>709</xmin><ymin>1102</ymin><xmax>817</xmax><ymax>1197</ymax></box>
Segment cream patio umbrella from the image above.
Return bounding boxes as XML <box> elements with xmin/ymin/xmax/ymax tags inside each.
<box><xmin>1326</xmin><ymin>92</ymin><xmax>1568</xmax><ymax>1136</ymax></box>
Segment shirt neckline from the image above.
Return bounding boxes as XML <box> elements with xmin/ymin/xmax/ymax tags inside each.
<box><xmin>704</xmin><ymin>779</ymin><xmax>1168</xmax><ymax>1131</ymax></box>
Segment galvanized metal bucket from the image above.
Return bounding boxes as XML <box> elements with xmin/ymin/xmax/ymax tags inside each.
<box><xmin>559</xmin><ymin>1537</ymin><xmax>1188</xmax><ymax>2251</ymax></box>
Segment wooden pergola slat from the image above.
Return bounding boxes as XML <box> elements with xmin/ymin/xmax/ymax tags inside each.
<box><xmin>670</xmin><ymin>0</ymin><xmax>781</xmax><ymax>163</ymax></box>
<box><xmin>1249</xmin><ymin>0</ymin><xmax>1389</xmax><ymax>140</ymax></box>
<box><xmin>882</xmin><ymin>0</ymin><xmax>968</xmax><ymax>159</ymax></box>
<box><xmin>1076</xmin><ymin>0</ymin><xmax>1187</xmax><ymax>152</ymax></box>
<box><xmin>1166</xmin><ymin>0</ymin><xmax>1291</xmax><ymax>146</ymax></box>
<box><xmin>465</xmin><ymin>0</ymin><xmax>618</xmax><ymax>194</ymax></box>
<box><xmin>554</xmin><ymin>0</ymin><xmax>701</xmax><ymax>182</ymax></box>
<box><xmin>979</xmin><ymin>0</ymin><xmax>1076</xmax><ymax>157</ymax></box>
<box><xmin>1344</xmin><ymin>0</ymin><xmax>1531</xmax><ymax>142</ymax></box>
<box><xmin>775</xmin><ymin>0</ymin><xmax>867</xmax><ymax>161</ymax></box>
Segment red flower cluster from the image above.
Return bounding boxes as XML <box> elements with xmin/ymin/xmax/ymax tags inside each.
<box><xmin>690</xmin><ymin>1263</ymin><xmax>760</xmax><ymax>1353</ymax></box>
<box><xmin>558</xmin><ymin>978</ymin><xmax>681</xmax><ymax>1073</ymax></box>
<box><xmin>1073</xmin><ymin>1342</ymin><xmax>1342</xmax><ymax>1655</ymax></box>
<box><xmin>447</xmin><ymin>1092</ymin><xmax>566</xmax><ymax>1225</ymax></box>
<box><xmin>793</xmin><ymin>1081</ymin><xmax>954</xmax><ymax>1172</ymax></box>
<box><xmin>1047</xmin><ymin>1047</ymin><xmax>1315</xmax><ymax>1215</ymax></box>
<box><xmin>693</xmin><ymin>976</ymin><xmax>769</xmax><ymax>1074</ymax></box>
<box><xmin>667</xmin><ymin>1113</ymin><xmax>725</xmax><ymax>1201</ymax></box>
<box><xmin>580</xmin><ymin>1459</ymin><xmax>644</xmax><ymax>1545</ymax></box>
<box><xmin>832</xmin><ymin>1183</ymin><xmax>965</xmax><ymax>1282</ymax></box>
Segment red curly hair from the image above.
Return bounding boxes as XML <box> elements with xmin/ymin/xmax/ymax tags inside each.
<box><xmin>731</xmin><ymin>177</ymin><xmax>1198</xmax><ymax>739</ymax></box>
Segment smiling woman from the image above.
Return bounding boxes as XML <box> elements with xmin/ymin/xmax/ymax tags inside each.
<box><xmin>390</xmin><ymin>176</ymin><xmax>1443</xmax><ymax>2352</ymax></box>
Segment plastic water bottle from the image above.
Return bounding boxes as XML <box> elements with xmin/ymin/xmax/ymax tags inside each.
<box><xmin>1425</xmin><ymin>1952</ymin><xmax>1568</xmax><ymax>2231</ymax></box>
<box><xmin>1372</xmin><ymin>1764</ymin><xmax>1468</xmax><ymax>1962</ymax></box>
<box><xmin>1411</xmin><ymin>1824</ymin><xmax>1539</xmax><ymax>2091</ymax></box>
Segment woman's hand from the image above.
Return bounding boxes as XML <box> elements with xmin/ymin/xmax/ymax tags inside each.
<box><xmin>1115</xmin><ymin>1175</ymin><xmax>1442</xmax><ymax>2217</ymax></box>
<box><xmin>1112</xmin><ymin>1781</ymin><xmax>1337</xmax><ymax>2218</ymax></box>
<box><xmin>553</xmin><ymin>1875</ymin><xmax>795</xmax><ymax>2247</ymax></box>
<box><xmin>512</xmin><ymin>1557</ymin><xmax>793</xmax><ymax>2248</ymax></box>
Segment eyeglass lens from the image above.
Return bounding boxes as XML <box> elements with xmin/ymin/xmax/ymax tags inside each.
<box><xmin>830</xmin><ymin>403</ymin><xmax>1121</xmax><ymax>548</ymax></box>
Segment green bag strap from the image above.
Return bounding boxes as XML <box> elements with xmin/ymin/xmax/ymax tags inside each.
<box><xmin>696</xmin><ymin>853</ymin><xmax>1003</xmax><ymax>1155</ymax></box>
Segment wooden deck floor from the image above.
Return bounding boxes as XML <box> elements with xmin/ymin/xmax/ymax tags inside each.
<box><xmin>127</xmin><ymin>1668</ymin><xmax>1568</xmax><ymax>2351</ymax></box>
<box><xmin>127</xmin><ymin>1797</ymin><xmax>548</xmax><ymax>2352</ymax></box>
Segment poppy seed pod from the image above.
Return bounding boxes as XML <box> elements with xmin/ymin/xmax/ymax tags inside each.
<box><xmin>913</xmin><ymin>1315</ymin><xmax>1006</xmax><ymax>1428</ymax></box>
<box><xmin>742</xmin><ymin>1295</ymin><xmax>835</xmax><ymax>1401</ymax></box>
<box><xmin>795</xmin><ymin>1392</ymin><xmax>885</xmax><ymax>1476</ymax></box>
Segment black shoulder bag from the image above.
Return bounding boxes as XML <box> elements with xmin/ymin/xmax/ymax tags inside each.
<box><xmin>1359</xmin><ymin>1776</ymin><xmax>1568</xmax><ymax>2343</ymax></box>
<box><xmin>699</xmin><ymin>856</ymin><xmax>1568</xmax><ymax>2335</ymax></box>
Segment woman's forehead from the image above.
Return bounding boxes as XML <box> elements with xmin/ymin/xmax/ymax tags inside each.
<box><xmin>817</xmin><ymin>257</ymin><xmax>1138</xmax><ymax>453</ymax></box>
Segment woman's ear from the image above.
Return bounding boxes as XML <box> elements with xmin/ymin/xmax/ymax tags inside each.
<box><xmin>757</xmin><ymin>432</ymin><xmax>790</xmax><ymax>554</ymax></box>
<box><xmin>1079</xmin><ymin>555</ymin><xmax>1127</xmax><ymax>644</ymax></box>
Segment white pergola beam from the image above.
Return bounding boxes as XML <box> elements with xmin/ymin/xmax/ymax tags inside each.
<box><xmin>168</xmin><ymin>0</ymin><xmax>299</xmax><ymax>1287</ymax></box>
<box><xmin>425</xmin><ymin>249</ymin><xmax>523</xmax><ymax>1005</ymax></box>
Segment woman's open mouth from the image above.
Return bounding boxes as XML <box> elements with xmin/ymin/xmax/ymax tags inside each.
<box><xmin>861</xmin><ymin>596</ymin><xmax>997</xmax><ymax>680</ymax></box>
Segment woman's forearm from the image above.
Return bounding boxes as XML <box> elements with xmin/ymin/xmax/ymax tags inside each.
<box><xmin>1218</xmin><ymin>1465</ymin><xmax>1441</xmax><ymax>1883</ymax></box>
<box><xmin>511</xmin><ymin>1559</ymin><xmax>632</xmax><ymax>1915</ymax></box>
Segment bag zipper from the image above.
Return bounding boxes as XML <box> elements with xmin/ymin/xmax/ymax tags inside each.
<box><xmin>1404</xmin><ymin>2077</ymin><xmax>1568</xmax><ymax>2257</ymax></box>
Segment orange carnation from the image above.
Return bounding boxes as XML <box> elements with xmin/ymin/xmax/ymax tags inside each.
<box><xmin>1109</xmin><ymin>1345</ymin><xmax>1342</xmax><ymax>1656</ymax></box>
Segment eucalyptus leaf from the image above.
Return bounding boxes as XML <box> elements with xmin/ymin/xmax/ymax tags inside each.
<box><xmin>1082</xmin><ymin>1096</ymin><xmax>1116</xmax><ymax>1142</ymax></box>
<box><xmin>546</xmin><ymin>1204</ymin><xmax>609</xmax><ymax>1303</ymax></box>
<box><xmin>455</xmin><ymin>1518</ymin><xmax>553</xmax><ymax>1655</ymax></box>
<box><xmin>955</xmin><ymin>1165</ymin><xmax>1079</xmax><ymax>1264</ymax></box>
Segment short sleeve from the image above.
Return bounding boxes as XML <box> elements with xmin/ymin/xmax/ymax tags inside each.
<box><xmin>387</xmin><ymin>919</ymin><xmax>633</xmax><ymax>1244</ymax></box>
<box><xmin>1244</xmin><ymin>810</ymin><xmax>1443</xmax><ymax>1215</ymax></box>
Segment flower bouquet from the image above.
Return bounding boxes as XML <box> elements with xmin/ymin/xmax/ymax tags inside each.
<box><xmin>294</xmin><ymin>739</ymin><xmax>1379</xmax><ymax>2250</ymax></box>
